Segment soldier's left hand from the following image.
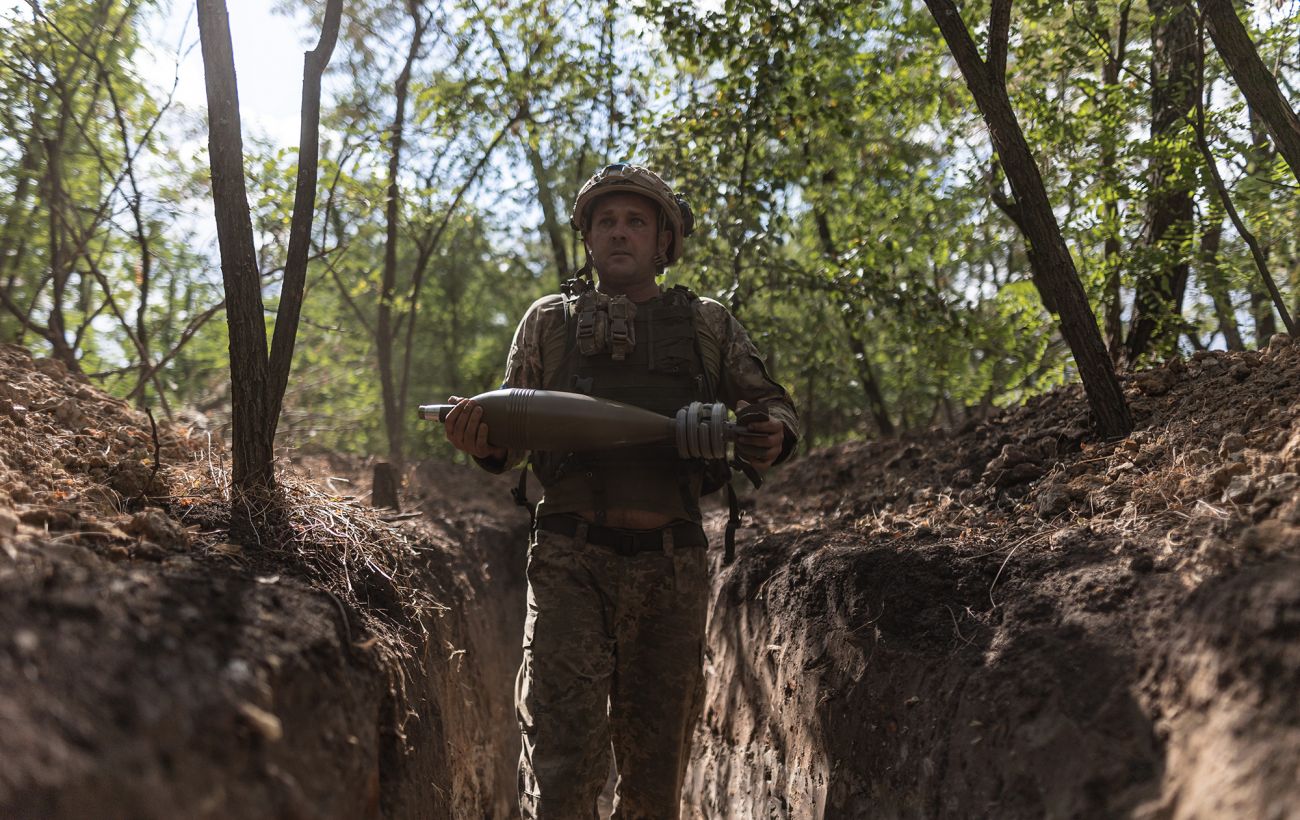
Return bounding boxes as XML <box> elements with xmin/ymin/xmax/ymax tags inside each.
<box><xmin>735</xmin><ymin>400</ymin><xmax>785</xmax><ymax>471</ymax></box>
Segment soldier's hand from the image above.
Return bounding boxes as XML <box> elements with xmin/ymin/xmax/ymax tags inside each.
<box><xmin>443</xmin><ymin>396</ymin><xmax>507</xmax><ymax>461</ymax></box>
<box><xmin>735</xmin><ymin>400</ymin><xmax>784</xmax><ymax>471</ymax></box>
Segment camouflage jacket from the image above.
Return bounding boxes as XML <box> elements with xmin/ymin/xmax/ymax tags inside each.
<box><xmin>476</xmin><ymin>286</ymin><xmax>800</xmax><ymax>475</ymax></box>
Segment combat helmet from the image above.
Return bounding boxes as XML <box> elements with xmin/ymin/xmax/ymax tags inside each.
<box><xmin>570</xmin><ymin>163</ymin><xmax>695</xmax><ymax>266</ymax></box>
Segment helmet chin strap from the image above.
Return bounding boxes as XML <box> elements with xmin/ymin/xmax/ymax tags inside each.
<box><xmin>576</xmin><ymin>245</ymin><xmax>593</xmax><ymax>281</ymax></box>
<box><xmin>653</xmin><ymin>209</ymin><xmax>670</xmax><ymax>274</ymax></box>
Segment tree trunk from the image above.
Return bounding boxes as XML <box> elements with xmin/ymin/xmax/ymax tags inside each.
<box><xmin>1191</xmin><ymin>21</ymin><xmax>1296</xmax><ymax>339</ymax></box>
<box><xmin>197</xmin><ymin>0</ymin><xmax>342</xmax><ymax>525</ymax></box>
<box><xmin>266</xmin><ymin>0</ymin><xmax>342</xmax><ymax>436</ymax></box>
<box><xmin>1092</xmin><ymin>0</ymin><xmax>1132</xmax><ymax>360</ymax></box>
<box><xmin>1198</xmin><ymin>216</ymin><xmax>1245</xmax><ymax>350</ymax></box>
<box><xmin>1250</xmin><ymin>288</ymin><xmax>1277</xmax><ymax>342</ymax></box>
<box><xmin>524</xmin><ymin>127</ymin><xmax>572</xmax><ymax>287</ymax></box>
<box><xmin>842</xmin><ymin>310</ymin><xmax>896</xmax><ymax>436</ymax></box>
<box><xmin>925</xmin><ymin>0</ymin><xmax>1132</xmax><ymax>438</ymax></box>
<box><xmin>1198</xmin><ymin>0</ymin><xmax>1300</xmax><ymax>187</ymax></box>
<box><xmin>813</xmin><ymin>203</ymin><xmax>895</xmax><ymax>436</ymax></box>
<box><xmin>43</xmin><ymin>134</ymin><xmax>81</xmax><ymax>372</ymax></box>
<box><xmin>372</xmin><ymin>462</ymin><xmax>401</xmax><ymax>511</ymax></box>
<box><xmin>377</xmin><ymin>7</ymin><xmax>426</xmax><ymax>467</ymax></box>
<box><xmin>1126</xmin><ymin>0</ymin><xmax>1196</xmax><ymax>362</ymax></box>
<box><xmin>198</xmin><ymin>0</ymin><xmax>276</xmax><ymax>497</ymax></box>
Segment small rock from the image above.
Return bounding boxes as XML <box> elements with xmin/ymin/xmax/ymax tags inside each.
<box><xmin>107</xmin><ymin>460</ymin><xmax>158</xmax><ymax>498</ymax></box>
<box><xmin>1050</xmin><ymin>525</ymin><xmax>1092</xmax><ymax>548</ymax></box>
<box><xmin>1229</xmin><ymin>363</ymin><xmax>1251</xmax><ymax>382</ymax></box>
<box><xmin>1000</xmin><ymin>443</ymin><xmax>1039</xmax><ymax>465</ymax></box>
<box><xmin>1223</xmin><ymin>475</ymin><xmax>1256</xmax><ymax>504</ymax></box>
<box><xmin>1267</xmin><ymin>333</ymin><xmax>1292</xmax><ymax>351</ymax></box>
<box><xmin>13</xmin><ymin>628</ymin><xmax>39</xmax><ymax>655</ymax></box>
<box><xmin>1199</xmin><ymin>359</ymin><xmax>1228</xmax><ymax>377</ymax></box>
<box><xmin>124</xmin><ymin>509</ymin><xmax>185</xmax><ymax>547</ymax></box>
<box><xmin>237</xmin><ymin>702</ymin><xmax>283</xmax><ymax>743</ymax></box>
<box><xmin>33</xmin><ymin>357</ymin><xmax>68</xmax><ymax>379</ymax></box>
<box><xmin>1239</xmin><ymin>520</ymin><xmax>1300</xmax><ymax>555</ymax></box>
<box><xmin>1219</xmin><ymin>433</ymin><xmax>1247</xmax><ymax>457</ymax></box>
<box><xmin>1134</xmin><ymin>369</ymin><xmax>1176</xmax><ymax>396</ymax></box>
<box><xmin>1129</xmin><ymin>553</ymin><xmax>1155</xmax><ymax>573</ymax></box>
<box><xmin>1266</xmin><ymin>473</ymin><xmax>1299</xmax><ymax>492</ymax></box>
<box><xmin>53</xmin><ymin>398</ymin><xmax>86</xmax><ymax>430</ymax></box>
<box><xmin>1035</xmin><ymin>436</ymin><xmax>1059</xmax><ymax>461</ymax></box>
<box><xmin>1210</xmin><ymin>461</ymin><xmax>1249</xmax><ymax>488</ymax></box>
<box><xmin>1002</xmin><ymin>461</ymin><xmax>1044</xmax><ymax>486</ymax></box>
<box><xmin>1177</xmin><ymin>476</ymin><xmax>1207</xmax><ymax>498</ymax></box>
<box><xmin>1281</xmin><ymin>430</ymin><xmax>1300</xmax><ymax>465</ymax></box>
<box><xmin>1035</xmin><ymin>489</ymin><xmax>1072</xmax><ymax>519</ymax></box>
<box><xmin>131</xmin><ymin>541</ymin><xmax>168</xmax><ymax>561</ymax></box>
<box><xmin>19</xmin><ymin>507</ymin><xmax>78</xmax><ymax>531</ymax></box>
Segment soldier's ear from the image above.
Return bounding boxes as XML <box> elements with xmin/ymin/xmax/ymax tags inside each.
<box><xmin>656</xmin><ymin>229</ymin><xmax>671</xmax><ymax>257</ymax></box>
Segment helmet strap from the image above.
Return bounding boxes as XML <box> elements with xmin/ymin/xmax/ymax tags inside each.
<box><xmin>654</xmin><ymin>209</ymin><xmax>670</xmax><ymax>274</ymax></box>
<box><xmin>577</xmin><ymin>245</ymin><xmax>593</xmax><ymax>280</ymax></box>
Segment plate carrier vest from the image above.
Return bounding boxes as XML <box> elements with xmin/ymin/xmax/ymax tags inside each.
<box><xmin>526</xmin><ymin>278</ymin><xmax>727</xmax><ymax>525</ymax></box>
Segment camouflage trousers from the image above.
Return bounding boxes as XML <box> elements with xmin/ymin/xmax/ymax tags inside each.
<box><xmin>516</xmin><ymin>522</ymin><xmax>710</xmax><ymax>819</ymax></box>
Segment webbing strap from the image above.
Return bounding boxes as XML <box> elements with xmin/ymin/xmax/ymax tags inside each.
<box><xmin>512</xmin><ymin>461</ymin><xmax>535</xmax><ymax>530</ymax></box>
<box><xmin>723</xmin><ymin>481</ymin><xmax>740</xmax><ymax>565</ymax></box>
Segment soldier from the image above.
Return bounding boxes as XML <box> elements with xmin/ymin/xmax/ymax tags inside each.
<box><xmin>444</xmin><ymin>163</ymin><xmax>798</xmax><ymax>818</ymax></box>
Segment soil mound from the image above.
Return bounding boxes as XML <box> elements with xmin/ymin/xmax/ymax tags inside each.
<box><xmin>0</xmin><ymin>344</ymin><xmax>528</xmax><ymax>819</ymax></box>
<box><xmin>688</xmin><ymin>337</ymin><xmax>1300</xmax><ymax>818</ymax></box>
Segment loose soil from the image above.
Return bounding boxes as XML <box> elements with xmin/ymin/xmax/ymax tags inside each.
<box><xmin>2</xmin><ymin>337</ymin><xmax>1299</xmax><ymax>818</ymax></box>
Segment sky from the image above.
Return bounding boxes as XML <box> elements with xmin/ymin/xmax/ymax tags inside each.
<box><xmin>142</xmin><ymin>0</ymin><xmax>316</xmax><ymax>148</ymax></box>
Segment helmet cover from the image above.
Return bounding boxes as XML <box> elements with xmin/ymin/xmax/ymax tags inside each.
<box><xmin>570</xmin><ymin>163</ymin><xmax>695</xmax><ymax>265</ymax></box>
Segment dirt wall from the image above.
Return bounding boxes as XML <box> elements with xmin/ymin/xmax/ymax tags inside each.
<box><xmin>686</xmin><ymin>340</ymin><xmax>1300</xmax><ymax>819</ymax></box>
<box><xmin>0</xmin><ymin>345</ymin><xmax>530</xmax><ymax>819</ymax></box>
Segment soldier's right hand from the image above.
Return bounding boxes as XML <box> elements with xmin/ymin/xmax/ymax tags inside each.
<box><xmin>443</xmin><ymin>396</ymin><xmax>507</xmax><ymax>461</ymax></box>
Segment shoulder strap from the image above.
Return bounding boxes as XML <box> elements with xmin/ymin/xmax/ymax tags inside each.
<box><xmin>687</xmin><ymin>296</ymin><xmax>718</xmax><ymax>401</ymax></box>
<box><xmin>512</xmin><ymin>460</ymin><xmax>535</xmax><ymax>530</ymax></box>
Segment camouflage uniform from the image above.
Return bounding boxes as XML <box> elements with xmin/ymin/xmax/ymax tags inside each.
<box><xmin>479</xmin><ymin>289</ymin><xmax>798</xmax><ymax>819</ymax></box>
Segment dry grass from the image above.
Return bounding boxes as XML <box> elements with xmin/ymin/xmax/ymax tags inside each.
<box><xmin>167</xmin><ymin>449</ymin><xmax>447</xmax><ymax>742</ymax></box>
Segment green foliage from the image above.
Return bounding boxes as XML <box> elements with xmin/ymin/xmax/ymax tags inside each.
<box><xmin>3</xmin><ymin>0</ymin><xmax>1297</xmax><ymax>457</ymax></box>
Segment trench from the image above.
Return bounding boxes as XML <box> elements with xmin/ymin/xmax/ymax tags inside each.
<box><xmin>4</xmin><ymin>482</ymin><xmax>1297</xmax><ymax>819</ymax></box>
<box><xmin>678</xmin><ymin>529</ymin><xmax>1300</xmax><ymax>819</ymax></box>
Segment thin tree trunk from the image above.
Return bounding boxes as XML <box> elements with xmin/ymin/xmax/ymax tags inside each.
<box><xmin>1096</xmin><ymin>0</ymin><xmax>1132</xmax><ymax>360</ymax></box>
<box><xmin>265</xmin><ymin>0</ymin><xmax>341</xmax><ymax>430</ymax></box>
<box><xmin>841</xmin><ymin>310</ymin><xmax>896</xmax><ymax>436</ymax></box>
<box><xmin>43</xmin><ymin>135</ymin><xmax>80</xmax><ymax>372</ymax></box>
<box><xmin>1126</xmin><ymin>0</ymin><xmax>1197</xmax><ymax>362</ymax></box>
<box><xmin>1197</xmin><ymin>216</ymin><xmax>1244</xmax><ymax>350</ymax></box>
<box><xmin>197</xmin><ymin>0</ymin><xmax>342</xmax><ymax>514</ymax></box>
<box><xmin>925</xmin><ymin>0</ymin><xmax>1132</xmax><ymax>437</ymax></box>
<box><xmin>524</xmin><ymin>126</ymin><xmax>571</xmax><ymax>287</ymax></box>
<box><xmin>197</xmin><ymin>0</ymin><xmax>275</xmax><ymax>496</ymax></box>
<box><xmin>377</xmin><ymin>5</ymin><xmax>426</xmax><ymax>466</ymax></box>
<box><xmin>1191</xmin><ymin>19</ymin><xmax>1295</xmax><ymax>338</ymax></box>
<box><xmin>1251</xmin><ymin>289</ymin><xmax>1277</xmax><ymax>342</ymax></box>
<box><xmin>1198</xmin><ymin>0</ymin><xmax>1300</xmax><ymax>186</ymax></box>
<box><xmin>813</xmin><ymin>203</ymin><xmax>895</xmax><ymax>435</ymax></box>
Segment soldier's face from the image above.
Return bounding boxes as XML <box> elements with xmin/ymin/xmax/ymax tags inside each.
<box><xmin>584</xmin><ymin>193</ymin><xmax>671</xmax><ymax>292</ymax></box>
